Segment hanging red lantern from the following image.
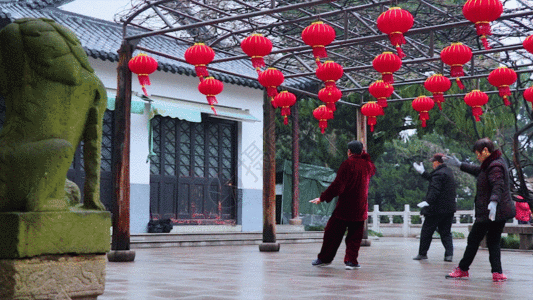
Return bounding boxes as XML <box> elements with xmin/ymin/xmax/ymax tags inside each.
<box><xmin>440</xmin><ymin>43</ymin><xmax>472</xmax><ymax>90</ymax></box>
<box><xmin>372</xmin><ymin>52</ymin><xmax>402</xmax><ymax>84</ymax></box>
<box><xmin>312</xmin><ymin>105</ymin><xmax>334</xmax><ymax>134</ymax></box>
<box><xmin>462</xmin><ymin>0</ymin><xmax>503</xmax><ymax>50</ymax></box>
<box><xmin>184</xmin><ymin>43</ymin><xmax>215</xmax><ymax>79</ymax></box>
<box><xmin>128</xmin><ymin>53</ymin><xmax>158</xmax><ymax>97</ymax></box>
<box><xmin>488</xmin><ymin>67</ymin><xmax>517</xmax><ymax>106</ymax></box>
<box><xmin>273</xmin><ymin>91</ymin><xmax>297</xmax><ymax>125</ymax></box>
<box><xmin>411</xmin><ymin>96</ymin><xmax>435</xmax><ymax>127</ymax></box>
<box><xmin>361</xmin><ymin>102</ymin><xmax>384</xmax><ymax>132</ymax></box>
<box><xmin>464</xmin><ymin>90</ymin><xmax>489</xmax><ymax>122</ymax></box>
<box><xmin>198</xmin><ymin>77</ymin><xmax>224</xmax><ymax>115</ymax></box>
<box><xmin>524</xmin><ymin>86</ymin><xmax>533</xmax><ymax>108</ymax></box>
<box><xmin>424</xmin><ymin>74</ymin><xmax>451</xmax><ymax>110</ymax></box>
<box><xmin>318</xmin><ymin>86</ymin><xmax>342</xmax><ymax>112</ymax></box>
<box><xmin>258</xmin><ymin>68</ymin><xmax>285</xmax><ymax>107</ymax></box>
<box><xmin>368</xmin><ymin>80</ymin><xmax>394</xmax><ymax>108</ymax></box>
<box><xmin>524</xmin><ymin>35</ymin><xmax>533</xmax><ymax>54</ymax></box>
<box><xmin>376</xmin><ymin>7</ymin><xmax>414</xmax><ymax>59</ymax></box>
<box><xmin>316</xmin><ymin>61</ymin><xmax>343</xmax><ymax>88</ymax></box>
<box><xmin>301</xmin><ymin>21</ymin><xmax>336</xmax><ymax>61</ymax></box>
<box><xmin>241</xmin><ymin>33</ymin><xmax>273</xmax><ymax>71</ymax></box>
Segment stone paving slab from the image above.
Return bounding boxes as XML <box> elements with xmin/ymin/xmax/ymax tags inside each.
<box><xmin>100</xmin><ymin>237</ymin><xmax>532</xmax><ymax>300</ymax></box>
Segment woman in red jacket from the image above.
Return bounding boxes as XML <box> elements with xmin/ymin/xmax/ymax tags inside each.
<box><xmin>310</xmin><ymin>140</ymin><xmax>376</xmax><ymax>270</ymax></box>
<box><xmin>515</xmin><ymin>201</ymin><xmax>532</xmax><ymax>224</ymax></box>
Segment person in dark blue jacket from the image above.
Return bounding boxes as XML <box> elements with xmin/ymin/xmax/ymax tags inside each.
<box><xmin>412</xmin><ymin>153</ymin><xmax>457</xmax><ymax>262</ymax></box>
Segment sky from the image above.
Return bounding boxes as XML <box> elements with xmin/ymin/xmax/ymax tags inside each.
<box><xmin>60</xmin><ymin>0</ymin><xmax>132</xmax><ymax>22</ymax></box>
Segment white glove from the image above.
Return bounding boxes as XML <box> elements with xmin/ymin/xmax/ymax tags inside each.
<box><xmin>417</xmin><ymin>201</ymin><xmax>429</xmax><ymax>208</ymax></box>
<box><xmin>413</xmin><ymin>162</ymin><xmax>425</xmax><ymax>174</ymax></box>
<box><xmin>444</xmin><ymin>155</ymin><xmax>461</xmax><ymax>167</ymax></box>
<box><xmin>488</xmin><ymin>201</ymin><xmax>497</xmax><ymax>221</ymax></box>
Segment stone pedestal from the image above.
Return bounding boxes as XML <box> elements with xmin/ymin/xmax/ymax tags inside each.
<box><xmin>288</xmin><ymin>218</ymin><xmax>302</xmax><ymax>225</ymax></box>
<box><xmin>0</xmin><ymin>254</ymin><xmax>106</xmax><ymax>300</ymax></box>
<box><xmin>107</xmin><ymin>250</ymin><xmax>136</xmax><ymax>262</ymax></box>
<box><xmin>360</xmin><ymin>239</ymin><xmax>372</xmax><ymax>247</ymax></box>
<box><xmin>259</xmin><ymin>242</ymin><xmax>280</xmax><ymax>252</ymax></box>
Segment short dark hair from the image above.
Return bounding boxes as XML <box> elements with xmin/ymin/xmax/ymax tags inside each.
<box><xmin>348</xmin><ymin>140</ymin><xmax>363</xmax><ymax>154</ymax></box>
<box><xmin>472</xmin><ymin>137</ymin><xmax>495</xmax><ymax>153</ymax></box>
<box><xmin>430</xmin><ymin>153</ymin><xmax>444</xmax><ymax>163</ymax></box>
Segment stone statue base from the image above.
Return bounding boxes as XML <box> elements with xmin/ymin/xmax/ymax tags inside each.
<box><xmin>259</xmin><ymin>242</ymin><xmax>280</xmax><ymax>252</ymax></box>
<box><xmin>361</xmin><ymin>239</ymin><xmax>371</xmax><ymax>246</ymax></box>
<box><xmin>0</xmin><ymin>254</ymin><xmax>106</xmax><ymax>300</ymax></box>
<box><xmin>0</xmin><ymin>209</ymin><xmax>111</xmax><ymax>259</ymax></box>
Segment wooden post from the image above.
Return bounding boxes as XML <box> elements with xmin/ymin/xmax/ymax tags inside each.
<box><xmin>356</xmin><ymin>106</ymin><xmax>371</xmax><ymax>246</ymax></box>
<box><xmin>259</xmin><ymin>91</ymin><xmax>280</xmax><ymax>252</ymax></box>
<box><xmin>107</xmin><ymin>41</ymin><xmax>136</xmax><ymax>262</ymax></box>
<box><xmin>289</xmin><ymin>101</ymin><xmax>302</xmax><ymax>225</ymax></box>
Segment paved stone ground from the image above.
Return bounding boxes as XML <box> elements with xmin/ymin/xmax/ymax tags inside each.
<box><xmin>100</xmin><ymin>237</ymin><xmax>532</xmax><ymax>300</ymax></box>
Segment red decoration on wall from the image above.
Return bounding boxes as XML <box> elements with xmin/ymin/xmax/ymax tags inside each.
<box><xmin>368</xmin><ymin>80</ymin><xmax>394</xmax><ymax>108</ymax></box>
<box><xmin>273</xmin><ymin>91</ymin><xmax>297</xmax><ymax>125</ymax></box>
<box><xmin>361</xmin><ymin>102</ymin><xmax>384</xmax><ymax>132</ymax></box>
<box><xmin>424</xmin><ymin>74</ymin><xmax>451</xmax><ymax>110</ymax></box>
<box><xmin>198</xmin><ymin>77</ymin><xmax>224</xmax><ymax>114</ymax></box>
<box><xmin>376</xmin><ymin>7</ymin><xmax>414</xmax><ymax>58</ymax></box>
<box><xmin>464</xmin><ymin>90</ymin><xmax>489</xmax><ymax>121</ymax></box>
<box><xmin>524</xmin><ymin>35</ymin><xmax>533</xmax><ymax>54</ymax></box>
<box><xmin>301</xmin><ymin>21</ymin><xmax>336</xmax><ymax>61</ymax></box>
<box><xmin>313</xmin><ymin>105</ymin><xmax>334</xmax><ymax>134</ymax></box>
<box><xmin>128</xmin><ymin>53</ymin><xmax>158</xmax><ymax>97</ymax></box>
<box><xmin>318</xmin><ymin>86</ymin><xmax>342</xmax><ymax>112</ymax></box>
<box><xmin>184</xmin><ymin>43</ymin><xmax>215</xmax><ymax>79</ymax></box>
<box><xmin>524</xmin><ymin>86</ymin><xmax>533</xmax><ymax>108</ymax></box>
<box><xmin>372</xmin><ymin>52</ymin><xmax>402</xmax><ymax>84</ymax></box>
<box><xmin>411</xmin><ymin>96</ymin><xmax>435</xmax><ymax>127</ymax></box>
<box><xmin>316</xmin><ymin>61</ymin><xmax>344</xmax><ymax>88</ymax></box>
<box><xmin>241</xmin><ymin>33</ymin><xmax>273</xmax><ymax>71</ymax></box>
<box><xmin>462</xmin><ymin>0</ymin><xmax>503</xmax><ymax>50</ymax></box>
<box><xmin>258</xmin><ymin>68</ymin><xmax>285</xmax><ymax>107</ymax></box>
<box><xmin>488</xmin><ymin>67</ymin><xmax>517</xmax><ymax>106</ymax></box>
<box><xmin>440</xmin><ymin>43</ymin><xmax>472</xmax><ymax>90</ymax></box>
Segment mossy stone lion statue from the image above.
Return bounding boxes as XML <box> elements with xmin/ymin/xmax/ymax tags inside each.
<box><xmin>0</xmin><ymin>18</ymin><xmax>107</xmax><ymax>212</ymax></box>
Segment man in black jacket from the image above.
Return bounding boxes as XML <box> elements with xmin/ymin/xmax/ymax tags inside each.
<box><xmin>412</xmin><ymin>153</ymin><xmax>457</xmax><ymax>262</ymax></box>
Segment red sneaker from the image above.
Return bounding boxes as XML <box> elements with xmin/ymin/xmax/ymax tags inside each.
<box><xmin>446</xmin><ymin>267</ymin><xmax>469</xmax><ymax>279</ymax></box>
<box><xmin>492</xmin><ymin>272</ymin><xmax>507</xmax><ymax>282</ymax></box>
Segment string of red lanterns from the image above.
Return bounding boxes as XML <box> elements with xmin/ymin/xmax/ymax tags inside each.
<box><xmin>462</xmin><ymin>0</ymin><xmax>503</xmax><ymax>50</ymax></box>
<box><xmin>128</xmin><ymin>53</ymin><xmax>158</xmax><ymax>97</ymax></box>
<box><xmin>376</xmin><ymin>7</ymin><xmax>414</xmax><ymax>59</ymax></box>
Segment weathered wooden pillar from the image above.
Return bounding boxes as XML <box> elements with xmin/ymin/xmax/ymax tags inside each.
<box><xmin>259</xmin><ymin>91</ymin><xmax>280</xmax><ymax>252</ymax></box>
<box><xmin>107</xmin><ymin>41</ymin><xmax>136</xmax><ymax>262</ymax></box>
<box><xmin>289</xmin><ymin>101</ymin><xmax>302</xmax><ymax>225</ymax></box>
<box><xmin>356</xmin><ymin>106</ymin><xmax>371</xmax><ymax>246</ymax></box>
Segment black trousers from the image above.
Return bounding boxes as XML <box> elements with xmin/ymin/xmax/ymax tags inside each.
<box><xmin>458</xmin><ymin>220</ymin><xmax>506</xmax><ymax>273</ymax></box>
<box><xmin>418</xmin><ymin>213</ymin><xmax>454</xmax><ymax>257</ymax></box>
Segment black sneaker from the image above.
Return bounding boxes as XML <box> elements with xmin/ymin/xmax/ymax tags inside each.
<box><xmin>312</xmin><ymin>258</ymin><xmax>330</xmax><ymax>267</ymax></box>
<box><xmin>345</xmin><ymin>261</ymin><xmax>361</xmax><ymax>270</ymax></box>
<box><xmin>413</xmin><ymin>255</ymin><xmax>428</xmax><ymax>260</ymax></box>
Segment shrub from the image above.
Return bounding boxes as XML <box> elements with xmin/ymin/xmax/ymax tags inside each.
<box><xmin>368</xmin><ymin>229</ymin><xmax>383</xmax><ymax>237</ymax></box>
<box><xmin>305</xmin><ymin>225</ymin><xmax>325</xmax><ymax>231</ymax></box>
<box><xmin>500</xmin><ymin>234</ymin><xmax>520</xmax><ymax>249</ymax></box>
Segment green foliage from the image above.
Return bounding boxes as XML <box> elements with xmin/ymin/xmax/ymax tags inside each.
<box><xmin>304</xmin><ymin>224</ymin><xmax>325</xmax><ymax>231</ymax></box>
<box><xmin>500</xmin><ymin>234</ymin><xmax>520</xmax><ymax>249</ymax></box>
<box><xmin>432</xmin><ymin>231</ymin><xmax>465</xmax><ymax>239</ymax></box>
<box><xmin>368</xmin><ymin>229</ymin><xmax>383</xmax><ymax>237</ymax></box>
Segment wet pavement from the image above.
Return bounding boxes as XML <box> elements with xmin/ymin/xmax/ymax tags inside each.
<box><xmin>100</xmin><ymin>237</ymin><xmax>532</xmax><ymax>299</ymax></box>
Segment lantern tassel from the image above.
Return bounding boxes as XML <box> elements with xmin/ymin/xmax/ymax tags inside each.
<box><xmin>251</xmin><ymin>57</ymin><xmax>266</xmax><ymax>69</ymax></box>
<box><xmin>498</xmin><ymin>86</ymin><xmax>511</xmax><ymax>106</ymax></box>
<box><xmin>211</xmin><ymin>105</ymin><xmax>217</xmax><ymax>115</ymax></box>
<box><xmin>382</xmin><ymin>73</ymin><xmax>394</xmax><ymax>84</ymax></box>
<box><xmin>433</xmin><ymin>94</ymin><xmax>445</xmax><ymax>110</ymax></box>
<box><xmin>324</xmin><ymin>81</ymin><xmax>337</xmax><ymax>88</ymax></box>
<box><xmin>475</xmin><ymin>23</ymin><xmax>492</xmax><ymax>50</ymax></box>
<box><xmin>455</xmin><ymin>78</ymin><xmax>465</xmax><ymax>90</ymax></box>
<box><xmin>450</xmin><ymin>66</ymin><xmax>465</xmax><ymax>78</ymax></box>
<box><xmin>267</xmin><ymin>87</ymin><xmax>279</xmax><ymax>98</ymax></box>
<box><xmin>315</xmin><ymin>58</ymin><xmax>322</xmax><ymax>68</ymax></box>
<box><xmin>319</xmin><ymin>120</ymin><xmax>328</xmax><ymax>134</ymax></box>
<box><xmin>137</xmin><ymin>75</ymin><xmax>151</xmax><ymax>97</ymax></box>
<box><xmin>367</xmin><ymin>117</ymin><xmax>377</xmax><ymax>132</ymax></box>
<box><xmin>395</xmin><ymin>45</ymin><xmax>406</xmax><ymax>59</ymax></box>
<box><xmin>283</xmin><ymin>116</ymin><xmax>289</xmax><ymax>125</ymax></box>
<box><xmin>312</xmin><ymin>46</ymin><xmax>328</xmax><ymax>59</ymax></box>
<box><xmin>326</xmin><ymin>102</ymin><xmax>337</xmax><ymax>112</ymax></box>
<box><xmin>419</xmin><ymin>112</ymin><xmax>429</xmax><ymax>127</ymax></box>
<box><xmin>471</xmin><ymin>106</ymin><xmax>483</xmax><ymax>122</ymax></box>
<box><xmin>195</xmin><ymin>65</ymin><xmax>209</xmax><ymax>78</ymax></box>
<box><xmin>502</xmin><ymin>95</ymin><xmax>511</xmax><ymax>106</ymax></box>
<box><xmin>389</xmin><ymin>33</ymin><xmax>406</xmax><ymax>58</ymax></box>
<box><xmin>481</xmin><ymin>36</ymin><xmax>491</xmax><ymax>50</ymax></box>
<box><xmin>377</xmin><ymin>98</ymin><xmax>388</xmax><ymax>108</ymax></box>
<box><xmin>281</xmin><ymin>107</ymin><xmax>291</xmax><ymax>117</ymax></box>
<box><xmin>270</xmin><ymin>97</ymin><xmax>277</xmax><ymax>108</ymax></box>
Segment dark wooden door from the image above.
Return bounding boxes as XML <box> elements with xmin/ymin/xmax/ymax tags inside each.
<box><xmin>149</xmin><ymin>115</ymin><xmax>237</xmax><ymax>224</ymax></box>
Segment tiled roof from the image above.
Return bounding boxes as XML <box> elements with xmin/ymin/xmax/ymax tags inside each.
<box><xmin>0</xmin><ymin>2</ymin><xmax>315</xmax><ymax>90</ymax></box>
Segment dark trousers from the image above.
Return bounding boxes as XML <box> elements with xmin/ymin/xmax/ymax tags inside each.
<box><xmin>317</xmin><ymin>217</ymin><xmax>365</xmax><ymax>264</ymax></box>
<box><xmin>458</xmin><ymin>220</ymin><xmax>506</xmax><ymax>273</ymax></box>
<box><xmin>418</xmin><ymin>213</ymin><xmax>454</xmax><ymax>257</ymax></box>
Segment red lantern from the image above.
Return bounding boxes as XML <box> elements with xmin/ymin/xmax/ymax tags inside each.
<box><xmin>411</xmin><ymin>96</ymin><xmax>435</xmax><ymax>127</ymax></box>
<box><xmin>488</xmin><ymin>67</ymin><xmax>517</xmax><ymax>106</ymax></box>
<box><xmin>316</xmin><ymin>61</ymin><xmax>343</xmax><ymax>88</ymax></box>
<box><xmin>424</xmin><ymin>74</ymin><xmax>451</xmax><ymax>110</ymax></box>
<box><xmin>313</xmin><ymin>105</ymin><xmax>334</xmax><ymax>134</ymax></box>
<box><xmin>376</xmin><ymin>7</ymin><xmax>414</xmax><ymax>58</ymax></box>
<box><xmin>318</xmin><ymin>86</ymin><xmax>342</xmax><ymax>112</ymax></box>
<box><xmin>361</xmin><ymin>102</ymin><xmax>384</xmax><ymax>132</ymax></box>
<box><xmin>368</xmin><ymin>80</ymin><xmax>394</xmax><ymax>108</ymax></box>
<box><xmin>524</xmin><ymin>35</ymin><xmax>533</xmax><ymax>54</ymax></box>
<box><xmin>128</xmin><ymin>53</ymin><xmax>158</xmax><ymax>97</ymax></box>
<box><xmin>464</xmin><ymin>90</ymin><xmax>489</xmax><ymax>122</ymax></box>
<box><xmin>524</xmin><ymin>86</ymin><xmax>533</xmax><ymax>108</ymax></box>
<box><xmin>241</xmin><ymin>33</ymin><xmax>273</xmax><ymax>71</ymax></box>
<box><xmin>462</xmin><ymin>0</ymin><xmax>503</xmax><ymax>50</ymax></box>
<box><xmin>372</xmin><ymin>52</ymin><xmax>402</xmax><ymax>84</ymax></box>
<box><xmin>440</xmin><ymin>43</ymin><xmax>472</xmax><ymax>90</ymax></box>
<box><xmin>273</xmin><ymin>91</ymin><xmax>297</xmax><ymax>125</ymax></box>
<box><xmin>258</xmin><ymin>68</ymin><xmax>285</xmax><ymax>107</ymax></box>
<box><xmin>198</xmin><ymin>77</ymin><xmax>224</xmax><ymax>114</ymax></box>
<box><xmin>301</xmin><ymin>21</ymin><xmax>336</xmax><ymax>61</ymax></box>
<box><xmin>184</xmin><ymin>43</ymin><xmax>215</xmax><ymax>79</ymax></box>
